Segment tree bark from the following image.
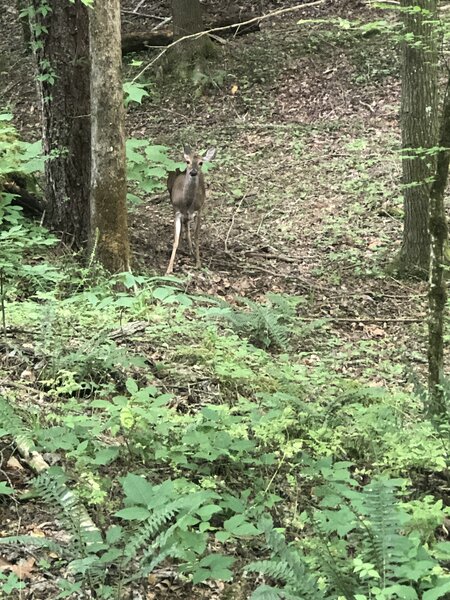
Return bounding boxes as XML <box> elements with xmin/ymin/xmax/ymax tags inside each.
<box><xmin>428</xmin><ymin>76</ymin><xmax>450</xmax><ymax>417</ymax></box>
<box><xmin>31</xmin><ymin>0</ymin><xmax>91</xmax><ymax>247</ymax></box>
<box><xmin>398</xmin><ymin>0</ymin><xmax>439</xmax><ymax>277</ymax></box>
<box><xmin>170</xmin><ymin>0</ymin><xmax>215</xmax><ymax>67</ymax></box>
<box><xmin>89</xmin><ymin>0</ymin><xmax>130</xmax><ymax>273</ymax></box>
<box><xmin>16</xmin><ymin>0</ymin><xmax>31</xmax><ymax>48</ymax></box>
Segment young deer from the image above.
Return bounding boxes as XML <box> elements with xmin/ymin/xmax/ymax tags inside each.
<box><xmin>166</xmin><ymin>145</ymin><xmax>216</xmax><ymax>274</ymax></box>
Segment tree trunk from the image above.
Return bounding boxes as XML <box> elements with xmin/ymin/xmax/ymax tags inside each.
<box><xmin>31</xmin><ymin>0</ymin><xmax>91</xmax><ymax>247</ymax></box>
<box><xmin>170</xmin><ymin>0</ymin><xmax>215</xmax><ymax>69</ymax></box>
<box><xmin>89</xmin><ymin>0</ymin><xmax>130</xmax><ymax>273</ymax></box>
<box><xmin>397</xmin><ymin>0</ymin><xmax>439</xmax><ymax>277</ymax></box>
<box><xmin>428</xmin><ymin>76</ymin><xmax>450</xmax><ymax>417</ymax></box>
<box><xmin>16</xmin><ymin>0</ymin><xmax>31</xmax><ymax>48</ymax></box>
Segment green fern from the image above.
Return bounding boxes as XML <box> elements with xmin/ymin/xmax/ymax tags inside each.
<box><xmin>214</xmin><ymin>294</ymin><xmax>298</xmax><ymax>349</ymax></box>
<box><xmin>246</xmin><ymin>516</ymin><xmax>327</xmax><ymax>600</ymax></box>
<box><xmin>359</xmin><ymin>478</ymin><xmax>409</xmax><ymax>588</ymax></box>
<box><xmin>32</xmin><ymin>471</ymin><xmax>105</xmax><ymax>567</ymax></box>
<box><xmin>123</xmin><ymin>495</ymin><xmax>194</xmax><ymax>564</ymax></box>
<box><xmin>0</xmin><ymin>534</ymin><xmax>63</xmax><ymax>556</ymax></box>
<box><xmin>0</xmin><ymin>395</ymin><xmax>34</xmax><ymax>449</ymax></box>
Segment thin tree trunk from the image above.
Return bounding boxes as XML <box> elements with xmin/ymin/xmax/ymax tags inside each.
<box><xmin>31</xmin><ymin>0</ymin><xmax>91</xmax><ymax>247</ymax></box>
<box><xmin>428</xmin><ymin>75</ymin><xmax>450</xmax><ymax>417</ymax></box>
<box><xmin>398</xmin><ymin>0</ymin><xmax>439</xmax><ymax>276</ymax></box>
<box><xmin>89</xmin><ymin>0</ymin><xmax>130</xmax><ymax>273</ymax></box>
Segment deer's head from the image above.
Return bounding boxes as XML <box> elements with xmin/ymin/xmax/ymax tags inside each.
<box><xmin>184</xmin><ymin>145</ymin><xmax>216</xmax><ymax>178</ymax></box>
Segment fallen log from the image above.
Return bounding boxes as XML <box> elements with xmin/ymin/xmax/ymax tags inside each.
<box><xmin>2</xmin><ymin>175</ymin><xmax>44</xmax><ymax>219</ymax></box>
<box><xmin>122</xmin><ymin>15</ymin><xmax>260</xmax><ymax>55</ymax></box>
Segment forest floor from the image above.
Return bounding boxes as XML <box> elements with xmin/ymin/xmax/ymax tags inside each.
<box><xmin>125</xmin><ymin>0</ymin><xmax>425</xmax><ymax>386</ymax></box>
<box><xmin>0</xmin><ymin>0</ymin><xmax>436</xmax><ymax>599</ymax></box>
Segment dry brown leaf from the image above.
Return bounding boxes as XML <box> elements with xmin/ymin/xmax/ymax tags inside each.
<box><xmin>0</xmin><ymin>557</ymin><xmax>35</xmax><ymax>580</ymax></box>
<box><xmin>365</xmin><ymin>325</ymin><xmax>386</xmax><ymax>338</ymax></box>
<box><xmin>6</xmin><ymin>456</ymin><xmax>23</xmax><ymax>470</ymax></box>
<box><xmin>29</xmin><ymin>527</ymin><xmax>46</xmax><ymax>538</ymax></box>
<box><xmin>368</xmin><ymin>238</ymin><xmax>383</xmax><ymax>249</ymax></box>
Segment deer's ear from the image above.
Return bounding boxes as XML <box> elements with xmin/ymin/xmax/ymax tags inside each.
<box><xmin>183</xmin><ymin>145</ymin><xmax>192</xmax><ymax>161</ymax></box>
<box><xmin>203</xmin><ymin>147</ymin><xmax>216</xmax><ymax>162</ymax></box>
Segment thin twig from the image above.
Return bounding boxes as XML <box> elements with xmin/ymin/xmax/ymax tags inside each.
<box><xmin>224</xmin><ymin>196</ymin><xmax>246</xmax><ymax>253</ymax></box>
<box><xmin>132</xmin><ymin>0</ymin><xmax>327</xmax><ymax>82</ymax></box>
<box><xmin>256</xmin><ymin>206</ymin><xmax>278</xmax><ymax>235</ymax></box>
<box><xmin>133</xmin><ymin>0</ymin><xmax>147</xmax><ymax>13</ymax></box>
<box><xmin>244</xmin><ymin>251</ymin><xmax>296</xmax><ymax>263</ymax></box>
<box><xmin>121</xmin><ymin>9</ymin><xmax>167</xmax><ymax>20</ymax></box>
<box><xmin>298</xmin><ymin>316</ymin><xmax>424</xmax><ymax>323</ymax></box>
<box><xmin>0</xmin><ymin>269</ymin><xmax>5</xmax><ymax>335</ymax></box>
<box><xmin>243</xmin><ymin>263</ymin><xmax>323</xmax><ymax>290</ymax></box>
<box><xmin>152</xmin><ymin>16</ymin><xmax>172</xmax><ymax>32</ymax></box>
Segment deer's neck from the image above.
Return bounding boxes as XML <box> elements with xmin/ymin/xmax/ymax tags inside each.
<box><xmin>183</xmin><ymin>172</ymin><xmax>201</xmax><ymax>205</ymax></box>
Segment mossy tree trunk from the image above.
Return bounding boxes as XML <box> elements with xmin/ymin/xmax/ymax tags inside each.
<box><xmin>428</xmin><ymin>76</ymin><xmax>450</xmax><ymax>417</ymax></box>
<box><xmin>31</xmin><ymin>0</ymin><xmax>91</xmax><ymax>247</ymax></box>
<box><xmin>89</xmin><ymin>0</ymin><xmax>130</xmax><ymax>273</ymax></box>
<box><xmin>398</xmin><ymin>0</ymin><xmax>439</xmax><ymax>277</ymax></box>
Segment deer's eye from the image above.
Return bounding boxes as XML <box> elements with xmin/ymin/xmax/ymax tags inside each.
<box><xmin>198</xmin><ymin>161</ymin><xmax>203</xmax><ymax>166</ymax></box>
<box><xmin>186</xmin><ymin>160</ymin><xmax>191</xmax><ymax>165</ymax></box>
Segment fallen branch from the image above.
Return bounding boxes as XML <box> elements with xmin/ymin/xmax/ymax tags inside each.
<box><xmin>122</xmin><ymin>14</ymin><xmax>260</xmax><ymax>54</ymax></box>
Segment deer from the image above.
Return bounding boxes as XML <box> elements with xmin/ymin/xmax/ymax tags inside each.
<box><xmin>166</xmin><ymin>145</ymin><xmax>216</xmax><ymax>275</ymax></box>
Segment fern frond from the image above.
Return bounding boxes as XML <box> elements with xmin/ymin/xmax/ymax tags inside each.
<box><xmin>361</xmin><ymin>479</ymin><xmax>407</xmax><ymax>587</ymax></box>
<box><xmin>250</xmin><ymin>584</ymin><xmax>282</xmax><ymax>600</ymax></box>
<box><xmin>247</xmin><ymin>516</ymin><xmax>327</xmax><ymax>600</ymax></box>
<box><xmin>0</xmin><ymin>395</ymin><xmax>34</xmax><ymax>449</ymax></box>
<box><xmin>246</xmin><ymin>559</ymin><xmax>294</xmax><ymax>582</ymax></box>
<box><xmin>33</xmin><ymin>472</ymin><xmax>103</xmax><ymax>554</ymax></box>
<box><xmin>123</xmin><ymin>495</ymin><xmax>193</xmax><ymax>563</ymax></box>
<box><xmin>0</xmin><ymin>534</ymin><xmax>63</xmax><ymax>555</ymax></box>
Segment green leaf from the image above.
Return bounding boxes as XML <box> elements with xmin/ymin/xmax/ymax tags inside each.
<box><xmin>106</xmin><ymin>525</ymin><xmax>123</xmax><ymax>544</ymax></box>
<box><xmin>215</xmin><ymin>531</ymin><xmax>231</xmax><ymax>543</ymax></box>
<box><xmin>92</xmin><ymin>447</ymin><xmax>119</xmax><ymax>465</ymax></box>
<box><xmin>122</xmin><ymin>473</ymin><xmax>154</xmax><ymax>505</ymax></box>
<box><xmin>114</xmin><ymin>506</ymin><xmax>150</xmax><ymax>521</ymax></box>
<box><xmin>125</xmin><ymin>378</ymin><xmax>139</xmax><ymax>395</ymax></box>
<box><xmin>423</xmin><ymin>579</ymin><xmax>450</xmax><ymax>600</ymax></box>
<box><xmin>196</xmin><ymin>504</ymin><xmax>222</xmax><ymax>521</ymax></box>
<box><xmin>232</xmin><ymin>523</ymin><xmax>260</xmax><ymax>536</ymax></box>
<box><xmin>123</xmin><ymin>82</ymin><xmax>149</xmax><ymax>106</ymax></box>
<box><xmin>0</xmin><ymin>482</ymin><xmax>14</xmax><ymax>495</ymax></box>
<box><xmin>192</xmin><ymin>554</ymin><xmax>235</xmax><ymax>583</ymax></box>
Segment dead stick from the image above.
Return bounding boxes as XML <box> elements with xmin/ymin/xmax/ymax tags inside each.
<box><xmin>298</xmin><ymin>316</ymin><xmax>424</xmax><ymax>323</ymax></box>
<box><xmin>0</xmin><ymin>269</ymin><xmax>5</xmax><ymax>335</ymax></box>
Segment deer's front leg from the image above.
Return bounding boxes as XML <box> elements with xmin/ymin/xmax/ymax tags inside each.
<box><xmin>194</xmin><ymin>212</ymin><xmax>201</xmax><ymax>268</ymax></box>
<box><xmin>166</xmin><ymin>212</ymin><xmax>182</xmax><ymax>274</ymax></box>
<box><xmin>185</xmin><ymin>218</ymin><xmax>193</xmax><ymax>255</ymax></box>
